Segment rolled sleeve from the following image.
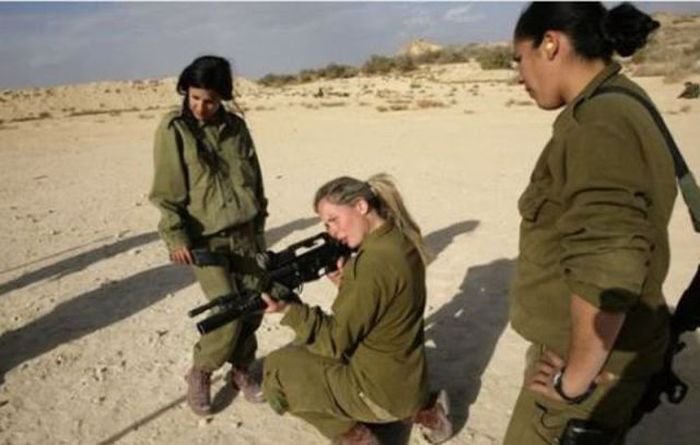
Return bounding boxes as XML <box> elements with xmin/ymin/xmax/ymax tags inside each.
<box><xmin>557</xmin><ymin>119</ymin><xmax>653</xmax><ymax>311</ymax></box>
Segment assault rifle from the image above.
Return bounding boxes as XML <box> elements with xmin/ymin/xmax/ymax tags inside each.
<box><xmin>188</xmin><ymin>232</ymin><xmax>353</xmax><ymax>335</ymax></box>
<box><xmin>631</xmin><ymin>265</ymin><xmax>700</xmax><ymax>425</ymax></box>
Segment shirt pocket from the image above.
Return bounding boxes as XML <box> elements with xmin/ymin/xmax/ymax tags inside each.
<box><xmin>518</xmin><ymin>182</ymin><xmax>549</xmax><ymax>222</ymax></box>
<box><xmin>220</xmin><ymin>135</ymin><xmax>257</xmax><ymax>188</ymax></box>
<box><xmin>517</xmin><ymin>181</ymin><xmax>562</xmax><ymax>267</ymax></box>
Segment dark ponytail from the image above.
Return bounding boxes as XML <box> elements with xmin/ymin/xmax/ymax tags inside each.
<box><xmin>514</xmin><ymin>2</ymin><xmax>659</xmax><ymax>60</ymax></box>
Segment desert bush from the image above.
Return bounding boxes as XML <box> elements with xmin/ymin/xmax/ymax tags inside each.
<box><xmin>394</xmin><ymin>55</ymin><xmax>417</xmax><ymax>73</ymax></box>
<box><xmin>476</xmin><ymin>46</ymin><xmax>513</xmax><ymax>70</ymax></box>
<box><xmin>362</xmin><ymin>55</ymin><xmax>395</xmax><ymax>75</ymax></box>
<box><xmin>320</xmin><ymin>63</ymin><xmax>358</xmax><ymax>79</ymax></box>
<box><xmin>416</xmin><ymin>99</ymin><xmax>446</xmax><ymax>109</ymax></box>
<box><xmin>11</xmin><ymin>115</ymin><xmax>41</xmax><ymax>122</ymax></box>
<box><xmin>259</xmin><ymin>73</ymin><xmax>297</xmax><ymax>87</ymax></box>
<box><xmin>298</xmin><ymin>69</ymin><xmax>319</xmax><ymax>83</ymax></box>
<box><xmin>320</xmin><ymin>101</ymin><xmax>348</xmax><ymax>107</ymax></box>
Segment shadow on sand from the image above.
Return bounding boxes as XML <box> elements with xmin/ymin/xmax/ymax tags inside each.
<box><xmin>0</xmin><ymin>232</ymin><xmax>160</xmax><ymax>296</ymax></box>
<box><xmin>368</xmin><ymin>221</ymin><xmax>511</xmax><ymax>445</ymax></box>
<box><xmin>424</xmin><ymin>258</ymin><xmax>514</xmax><ymax>435</ymax></box>
<box><xmin>0</xmin><ymin>218</ymin><xmax>318</xmax><ymax>384</ymax></box>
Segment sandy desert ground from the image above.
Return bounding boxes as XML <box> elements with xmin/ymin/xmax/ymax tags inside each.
<box><xmin>1</xmin><ymin>62</ymin><xmax>699</xmax><ymax>445</ymax></box>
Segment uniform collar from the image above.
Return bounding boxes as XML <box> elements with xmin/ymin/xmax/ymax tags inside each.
<box><xmin>359</xmin><ymin>220</ymin><xmax>394</xmax><ymax>252</ymax></box>
<box><xmin>553</xmin><ymin>62</ymin><xmax>622</xmax><ymax>135</ymax></box>
<box><xmin>195</xmin><ymin>107</ymin><xmax>229</xmax><ymax>131</ymax></box>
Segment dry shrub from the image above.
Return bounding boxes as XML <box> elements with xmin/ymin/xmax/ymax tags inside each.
<box><xmin>10</xmin><ymin>115</ymin><xmax>42</xmax><ymax>122</ymax></box>
<box><xmin>416</xmin><ymin>99</ymin><xmax>446</xmax><ymax>109</ymax></box>
<box><xmin>259</xmin><ymin>73</ymin><xmax>296</xmax><ymax>87</ymax></box>
<box><xmin>319</xmin><ymin>63</ymin><xmax>358</xmax><ymax>79</ymax></box>
<box><xmin>362</xmin><ymin>55</ymin><xmax>416</xmax><ymax>75</ymax></box>
<box><xmin>376</xmin><ymin>106</ymin><xmax>389</xmax><ymax>112</ymax></box>
<box><xmin>389</xmin><ymin>104</ymin><xmax>408</xmax><ymax>111</ymax></box>
<box><xmin>320</xmin><ymin>101</ymin><xmax>348</xmax><ymax>107</ymax></box>
<box><xmin>463</xmin><ymin>109</ymin><xmax>475</xmax><ymax>114</ymax></box>
<box><xmin>475</xmin><ymin>45</ymin><xmax>514</xmax><ymax>70</ymax></box>
<box><xmin>680</xmin><ymin>105</ymin><xmax>692</xmax><ymax>113</ymax></box>
<box><xmin>138</xmin><ymin>113</ymin><xmax>155</xmax><ymax>119</ymax></box>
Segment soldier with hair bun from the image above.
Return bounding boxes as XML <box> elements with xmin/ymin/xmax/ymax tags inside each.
<box><xmin>506</xmin><ymin>3</ymin><xmax>677</xmax><ymax>444</ymax></box>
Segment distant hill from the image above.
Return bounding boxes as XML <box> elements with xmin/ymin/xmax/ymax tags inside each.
<box><xmin>398</xmin><ymin>39</ymin><xmax>443</xmax><ymax>58</ymax></box>
<box><xmin>623</xmin><ymin>12</ymin><xmax>700</xmax><ymax>81</ymax></box>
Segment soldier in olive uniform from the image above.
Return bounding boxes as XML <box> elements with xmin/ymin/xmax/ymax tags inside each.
<box><xmin>260</xmin><ymin>174</ymin><xmax>453</xmax><ymax>445</ymax></box>
<box><xmin>149</xmin><ymin>55</ymin><xmax>270</xmax><ymax>415</ymax></box>
<box><xmin>505</xmin><ymin>3</ymin><xmax>676</xmax><ymax>444</ymax></box>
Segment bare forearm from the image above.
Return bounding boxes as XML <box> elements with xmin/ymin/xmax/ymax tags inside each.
<box><xmin>563</xmin><ymin>294</ymin><xmax>626</xmax><ymax>395</ymax></box>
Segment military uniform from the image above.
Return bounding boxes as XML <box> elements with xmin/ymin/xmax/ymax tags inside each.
<box><xmin>149</xmin><ymin>108</ymin><xmax>269</xmax><ymax>371</ymax></box>
<box><xmin>262</xmin><ymin>222</ymin><xmax>430</xmax><ymax>438</ymax></box>
<box><xmin>505</xmin><ymin>63</ymin><xmax>677</xmax><ymax>444</ymax></box>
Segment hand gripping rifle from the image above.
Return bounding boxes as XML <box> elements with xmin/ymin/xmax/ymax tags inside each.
<box><xmin>630</xmin><ymin>266</ymin><xmax>700</xmax><ymax>425</ymax></box>
<box><xmin>188</xmin><ymin>232</ymin><xmax>353</xmax><ymax>335</ymax></box>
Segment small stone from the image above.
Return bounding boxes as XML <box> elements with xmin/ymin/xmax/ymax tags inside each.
<box><xmin>198</xmin><ymin>417</ymin><xmax>213</xmax><ymax>427</ymax></box>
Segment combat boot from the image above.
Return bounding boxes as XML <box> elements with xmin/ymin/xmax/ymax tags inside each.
<box><xmin>331</xmin><ymin>423</ymin><xmax>380</xmax><ymax>445</ymax></box>
<box><xmin>185</xmin><ymin>367</ymin><xmax>213</xmax><ymax>416</ymax></box>
<box><xmin>414</xmin><ymin>390</ymin><xmax>453</xmax><ymax>444</ymax></box>
<box><xmin>230</xmin><ymin>366</ymin><xmax>266</xmax><ymax>403</ymax></box>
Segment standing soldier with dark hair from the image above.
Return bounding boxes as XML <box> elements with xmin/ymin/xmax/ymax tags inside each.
<box><xmin>506</xmin><ymin>2</ymin><xmax>677</xmax><ymax>444</ymax></box>
<box><xmin>149</xmin><ymin>55</ymin><xmax>271</xmax><ymax>416</ymax></box>
<box><xmin>260</xmin><ymin>174</ymin><xmax>453</xmax><ymax>445</ymax></box>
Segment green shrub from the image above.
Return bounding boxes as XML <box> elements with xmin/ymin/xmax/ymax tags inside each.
<box><xmin>476</xmin><ymin>46</ymin><xmax>513</xmax><ymax>70</ymax></box>
<box><xmin>362</xmin><ymin>55</ymin><xmax>395</xmax><ymax>75</ymax></box>
<box><xmin>259</xmin><ymin>73</ymin><xmax>297</xmax><ymax>87</ymax></box>
<box><xmin>320</xmin><ymin>63</ymin><xmax>358</xmax><ymax>79</ymax></box>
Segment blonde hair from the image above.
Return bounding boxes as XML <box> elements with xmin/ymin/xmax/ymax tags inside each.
<box><xmin>313</xmin><ymin>173</ymin><xmax>432</xmax><ymax>264</ymax></box>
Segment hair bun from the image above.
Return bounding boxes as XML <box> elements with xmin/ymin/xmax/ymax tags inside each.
<box><xmin>603</xmin><ymin>2</ymin><xmax>660</xmax><ymax>57</ymax></box>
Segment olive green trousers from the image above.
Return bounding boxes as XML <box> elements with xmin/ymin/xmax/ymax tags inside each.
<box><xmin>191</xmin><ymin>226</ymin><xmax>265</xmax><ymax>371</ymax></box>
<box><xmin>503</xmin><ymin>345</ymin><xmax>651</xmax><ymax>445</ymax></box>
<box><xmin>262</xmin><ymin>346</ymin><xmax>398</xmax><ymax>439</ymax></box>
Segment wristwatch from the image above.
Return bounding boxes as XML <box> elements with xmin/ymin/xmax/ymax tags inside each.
<box><xmin>552</xmin><ymin>367</ymin><xmax>596</xmax><ymax>404</ymax></box>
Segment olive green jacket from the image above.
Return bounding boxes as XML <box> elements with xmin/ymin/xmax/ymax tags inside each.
<box><xmin>281</xmin><ymin>222</ymin><xmax>430</xmax><ymax>418</ymax></box>
<box><xmin>149</xmin><ymin>109</ymin><xmax>268</xmax><ymax>250</ymax></box>
<box><xmin>510</xmin><ymin>63</ymin><xmax>677</xmax><ymax>377</ymax></box>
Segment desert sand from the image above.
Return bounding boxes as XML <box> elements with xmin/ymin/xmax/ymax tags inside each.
<box><xmin>1</xmin><ymin>61</ymin><xmax>699</xmax><ymax>445</ymax></box>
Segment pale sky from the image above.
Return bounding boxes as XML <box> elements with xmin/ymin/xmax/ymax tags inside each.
<box><xmin>1</xmin><ymin>1</ymin><xmax>699</xmax><ymax>89</ymax></box>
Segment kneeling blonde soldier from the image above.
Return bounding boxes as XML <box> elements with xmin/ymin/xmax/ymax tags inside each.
<box><xmin>260</xmin><ymin>175</ymin><xmax>453</xmax><ymax>445</ymax></box>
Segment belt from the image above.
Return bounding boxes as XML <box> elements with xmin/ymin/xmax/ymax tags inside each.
<box><xmin>209</xmin><ymin>220</ymin><xmax>255</xmax><ymax>238</ymax></box>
